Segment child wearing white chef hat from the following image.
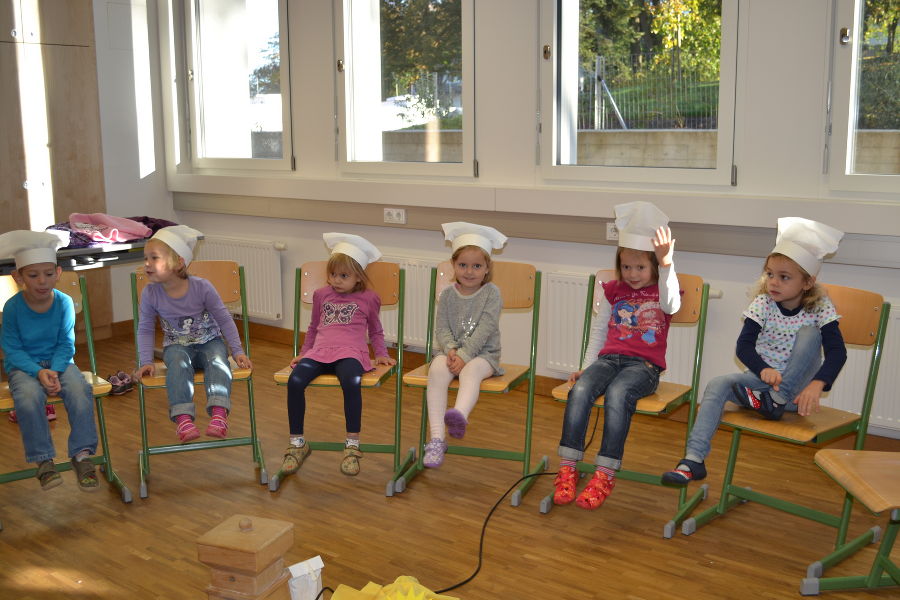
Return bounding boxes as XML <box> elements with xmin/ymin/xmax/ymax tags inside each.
<box><xmin>420</xmin><ymin>222</ymin><xmax>508</xmax><ymax>469</ymax></box>
<box><xmin>280</xmin><ymin>233</ymin><xmax>395</xmax><ymax>479</ymax></box>
<box><xmin>663</xmin><ymin>217</ymin><xmax>847</xmax><ymax>487</ymax></box>
<box><xmin>136</xmin><ymin>225</ymin><xmax>252</xmax><ymax>444</ymax></box>
<box><xmin>552</xmin><ymin>201</ymin><xmax>681</xmax><ymax>510</ymax></box>
<box><xmin>0</xmin><ymin>230</ymin><xmax>100</xmax><ymax>491</ymax></box>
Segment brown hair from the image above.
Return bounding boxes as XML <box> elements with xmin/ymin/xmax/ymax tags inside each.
<box><xmin>615</xmin><ymin>247</ymin><xmax>659</xmax><ymax>284</ymax></box>
<box><xmin>327</xmin><ymin>252</ymin><xmax>370</xmax><ymax>292</ymax></box>
<box><xmin>451</xmin><ymin>245</ymin><xmax>493</xmax><ymax>284</ymax></box>
<box><xmin>146</xmin><ymin>238</ymin><xmax>188</xmax><ymax>279</ymax></box>
<box><xmin>754</xmin><ymin>252</ymin><xmax>826</xmax><ymax>311</ymax></box>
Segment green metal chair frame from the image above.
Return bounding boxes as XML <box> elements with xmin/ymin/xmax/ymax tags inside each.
<box><xmin>538</xmin><ymin>270</ymin><xmax>712</xmax><ymax>537</ymax></box>
<box><xmin>398</xmin><ymin>261</ymin><xmax>545</xmax><ymax>506</ymax></box>
<box><xmin>269</xmin><ymin>262</ymin><xmax>414</xmax><ymax>497</ymax></box>
<box><xmin>801</xmin><ymin>450</ymin><xmax>900</xmax><ymax>596</ymax></box>
<box><xmin>130</xmin><ymin>261</ymin><xmax>266</xmax><ymax>499</ymax></box>
<box><xmin>682</xmin><ymin>284</ymin><xmax>889</xmax><ymax>577</ymax></box>
<box><xmin>0</xmin><ymin>272</ymin><xmax>132</xmax><ymax>531</ymax></box>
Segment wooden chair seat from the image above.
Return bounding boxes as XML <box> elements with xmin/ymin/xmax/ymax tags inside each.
<box><xmin>0</xmin><ymin>372</ymin><xmax>111</xmax><ymax>411</ymax></box>
<box><xmin>814</xmin><ymin>450</ymin><xmax>900</xmax><ymax>514</ymax></box>
<box><xmin>402</xmin><ymin>362</ymin><xmax>528</xmax><ymax>393</ymax></box>
<box><xmin>550</xmin><ymin>380</ymin><xmax>691</xmax><ymax>414</ymax></box>
<box><xmin>273</xmin><ymin>363</ymin><xmax>393</xmax><ymax>387</ymax></box>
<box><xmin>720</xmin><ymin>405</ymin><xmax>860</xmax><ymax>444</ymax></box>
<box><xmin>138</xmin><ymin>358</ymin><xmax>251</xmax><ymax>387</ymax></box>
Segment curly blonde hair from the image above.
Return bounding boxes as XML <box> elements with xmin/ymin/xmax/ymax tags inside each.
<box><xmin>754</xmin><ymin>253</ymin><xmax>826</xmax><ymax>311</ymax></box>
<box><xmin>327</xmin><ymin>252</ymin><xmax>370</xmax><ymax>292</ymax></box>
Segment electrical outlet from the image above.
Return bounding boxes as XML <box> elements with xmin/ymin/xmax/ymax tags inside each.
<box><xmin>606</xmin><ymin>222</ymin><xmax>619</xmax><ymax>241</ymax></box>
<box><xmin>383</xmin><ymin>207</ymin><xmax>407</xmax><ymax>224</ymax></box>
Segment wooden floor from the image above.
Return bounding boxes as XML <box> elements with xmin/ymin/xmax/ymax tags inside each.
<box><xmin>0</xmin><ymin>334</ymin><xmax>898</xmax><ymax>599</ymax></box>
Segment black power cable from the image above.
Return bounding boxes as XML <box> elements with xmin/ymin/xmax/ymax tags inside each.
<box><xmin>433</xmin><ymin>471</ymin><xmax>555</xmax><ymax>594</ymax></box>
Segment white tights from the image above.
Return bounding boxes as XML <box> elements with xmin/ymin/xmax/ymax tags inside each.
<box><xmin>426</xmin><ymin>355</ymin><xmax>494</xmax><ymax>440</ymax></box>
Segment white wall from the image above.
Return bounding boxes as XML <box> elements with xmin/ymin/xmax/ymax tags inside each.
<box><xmin>90</xmin><ymin>1</ymin><xmax>899</xmax><ymax>428</ymax></box>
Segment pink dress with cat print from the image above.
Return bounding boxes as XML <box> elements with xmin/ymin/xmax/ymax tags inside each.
<box><xmin>299</xmin><ymin>286</ymin><xmax>388</xmax><ymax>371</ymax></box>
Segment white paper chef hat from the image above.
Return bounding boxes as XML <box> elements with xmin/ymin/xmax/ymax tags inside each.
<box><xmin>323</xmin><ymin>232</ymin><xmax>382</xmax><ymax>269</ymax></box>
<box><xmin>0</xmin><ymin>230</ymin><xmax>64</xmax><ymax>270</ymax></box>
<box><xmin>771</xmin><ymin>217</ymin><xmax>843</xmax><ymax>276</ymax></box>
<box><xmin>441</xmin><ymin>222</ymin><xmax>508</xmax><ymax>254</ymax></box>
<box><xmin>151</xmin><ymin>225</ymin><xmax>204</xmax><ymax>265</ymax></box>
<box><xmin>614</xmin><ymin>201</ymin><xmax>669</xmax><ymax>252</ymax></box>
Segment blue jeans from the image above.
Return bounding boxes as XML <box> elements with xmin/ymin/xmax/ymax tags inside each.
<box><xmin>8</xmin><ymin>362</ymin><xmax>97</xmax><ymax>463</ymax></box>
<box><xmin>685</xmin><ymin>325</ymin><xmax>823</xmax><ymax>462</ymax></box>
<box><xmin>558</xmin><ymin>354</ymin><xmax>661</xmax><ymax>471</ymax></box>
<box><xmin>163</xmin><ymin>338</ymin><xmax>232</xmax><ymax>421</ymax></box>
<box><xmin>287</xmin><ymin>357</ymin><xmax>364</xmax><ymax>435</ymax></box>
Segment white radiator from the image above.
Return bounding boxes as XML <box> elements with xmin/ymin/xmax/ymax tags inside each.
<box><xmin>380</xmin><ymin>255</ymin><xmax>439</xmax><ymax>349</ymax></box>
<box><xmin>194</xmin><ymin>235</ymin><xmax>284</xmax><ymax>320</ymax></box>
<box><xmin>825</xmin><ymin>304</ymin><xmax>900</xmax><ymax>432</ymax></box>
<box><xmin>543</xmin><ymin>272</ymin><xmax>696</xmax><ymax>385</ymax></box>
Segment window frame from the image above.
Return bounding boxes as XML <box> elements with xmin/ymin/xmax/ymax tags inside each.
<box><xmin>182</xmin><ymin>0</ymin><xmax>294</xmax><ymax>172</ymax></box>
<box><xmin>538</xmin><ymin>0</ymin><xmax>739</xmax><ymax>186</ymax></box>
<box><xmin>826</xmin><ymin>0</ymin><xmax>899</xmax><ymax>193</ymax></box>
<box><xmin>333</xmin><ymin>0</ymin><xmax>476</xmax><ymax>178</ymax></box>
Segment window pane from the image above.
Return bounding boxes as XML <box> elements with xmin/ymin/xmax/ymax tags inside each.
<box><xmin>557</xmin><ymin>0</ymin><xmax>722</xmax><ymax>168</ymax></box>
<box><xmin>194</xmin><ymin>0</ymin><xmax>282</xmax><ymax>159</ymax></box>
<box><xmin>849</xmin><ymin>0</ymin><xmax>899</xmax><ymax>175</ymax></box>
<box><xmin>346</xmin><ymin>0</ymin><xmax>463</xmax><ymax>163</ymax></box>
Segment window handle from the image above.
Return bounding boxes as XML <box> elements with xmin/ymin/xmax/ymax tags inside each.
<box><xmin>839</xmin><ymin>27</ymin><xmax>851</xmax><ymax>45</ymax></box>
<box><xmin>542</xmin><ymin>44</ymin><xmax>551</xmax><ymax>60</ymax></box>
<box><xmin>337</xmin><ymin>59</ymin><xmax>344</xmax><ymax>73</ymax></box>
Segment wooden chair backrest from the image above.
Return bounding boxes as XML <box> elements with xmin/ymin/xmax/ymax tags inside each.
<box><xmin>300</xmin><ymin>261</ymin><xmax>400</xmax><ymax>307</ymax></box>
<box><xmin>435</xmin><ymin>261</ymin><xmax>536</xmax><ymax>309</ymax></box>
<box><xmin>0</xmin><ymin>271</ymin><xmax>82</xmax><ymax>315</ymax></box>
<box><xmin>134</xmin><ymin>260</ymin><xmax>242</xmax><ymax>304</ymax></box>
<box><xmin>822</xmin><ymin>284</ymin><xmax>884</xmax><ymax>346</ymax></box>
<box><xmin>593</xmin><ymin>270</ymin><xmax>703</xmax><ymax>324</ymax></box>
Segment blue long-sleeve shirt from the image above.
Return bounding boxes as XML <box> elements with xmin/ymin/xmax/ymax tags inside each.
<box><xmin>1</xmin><ymin>290</ymin><xmax>76</xmax><ymax>377</ymax></box>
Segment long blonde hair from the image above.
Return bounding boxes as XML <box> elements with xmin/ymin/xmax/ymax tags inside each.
<box><xmin>754</xmin><ymin>253</ymin><xmax>826</xmax><ymax>311</ymax></box>
<box><xmin>327</xmin><ymin>252</ymin><xmax>370</xmax><ymax>292</ymax></box>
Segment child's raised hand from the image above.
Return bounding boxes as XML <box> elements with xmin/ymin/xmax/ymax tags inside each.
<box><xmin>567</xmin><ymin>370</ymin><xmax>584</xmax><ymax>385</ymax></box>
<box><xmin>38</xmin><ymin>369</ymin><xmax>61</xmax><ymax>395</ymax></box>
<box><xmin>289</xmin><ymin>354</ymin><xmax>304</xmax><ymax>369</ymax></box>
<box><xmin>135</xmin><ymin>364</ymin><xmax>156</xmax><ymax>379</ymax></box>
<box><xmin>235</xmin><ymin>354</ymin><xmax>253</xmax><ymax>370</ymax></box>
<box><xmin>794</xmin><ymin>380</ymin><xmax>825</xmax><ymax>417</ymax></box>
<box><xmin>652</xmin><ymin>226</ymin><xmax>675</xmax><ymax>267</ymax></box>
<box><xmin>760</xmin><ymin>367</ymin><xmax>782</xmax><ymax>392</ymax></box>
<box><xmin>375</xmin><ymin>355</ymin><xmax>397</xmax><ymax>367</ymax></box>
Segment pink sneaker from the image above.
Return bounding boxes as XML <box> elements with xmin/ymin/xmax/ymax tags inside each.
<box><xmin>176</xmin><ymin>418</ymin><xmax>201</xmax><ymax>442</ymax></box>
<box><xmin>46</xmin><ymin>405</ymin><xmax>57</xmax><ymax>421</ymax></box>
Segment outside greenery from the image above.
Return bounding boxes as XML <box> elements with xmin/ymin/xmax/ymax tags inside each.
<box><xmin>858</xmin><ymin>0</ymin><xmax>899</xmax><ymax>129</ymax></box>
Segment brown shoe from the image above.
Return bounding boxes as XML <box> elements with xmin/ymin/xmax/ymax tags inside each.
<box><xmin>280</xmin><ymin>444</ymin><xmax>311</xmax><ymax>475</ymax></box>
<box><xmin>340</xmin><ymin>446</ymin><xmax>362</xmax><ymax>476</ymax></box>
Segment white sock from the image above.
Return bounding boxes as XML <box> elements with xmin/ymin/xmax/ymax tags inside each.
<box><xmin>290</xmin><ymin>436</ymin><xmax>305</xmax><ymax>448</ymax></box>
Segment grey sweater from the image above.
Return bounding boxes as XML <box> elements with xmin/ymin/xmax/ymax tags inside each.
<box><xmin>433</xmin><ymin>282</ymin><xmax>504</xmax><ymax>375</ymax></box>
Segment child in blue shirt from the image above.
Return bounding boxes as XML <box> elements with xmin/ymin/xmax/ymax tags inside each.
<box><xmin>0</xmin><ymin>231</ymin><xmax>99</xmax><ymax>491</ymax></box>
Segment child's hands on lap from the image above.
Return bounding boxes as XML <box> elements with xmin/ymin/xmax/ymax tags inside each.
<box><xmin>652</xmin><ymin>226</ymin><xmax>675</xmax><ymax>267</ymax></box>
<box><xmin>568</xmin><ymin>370</ymin><xmax>584</xmax><ymax>385</ymax></box>
<box><xmin>760</xmin><ymin>367</ymin><xmax>782</xmax><ymax>391</ymax></box>
<box><xmin>446</xmin><ymin>349</ymin><xmax>465</xmax><ymax>375</ymax></box>
<box><xmin>289</xmin><ymin>354</ymin><xmax>304</xmax><ymax>369</ymax></box>
<box><xmin>38</xmin><ymin>369</ymin><xmax>61</xmax><ymax>395</ymax></box>
<box><xmin>136</xmin><ymin>364</ymin><xmax>156</xmax><ymax>379</ymax></box>
<box><xmin>794</xmin><ymin>380</ymin><xmax>825</xmax><ymax>416</ymax></box>
<box><xmin>375</xmin><ymin>355</ymin><xmax>396</xmax><ymax>367</ymax></box>
<box><xmin>235</xmin><ymin>354</ymin><xmax>253</xmax><ymax>370</ymax></box>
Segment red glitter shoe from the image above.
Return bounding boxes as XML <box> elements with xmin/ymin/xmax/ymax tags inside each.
<box><xmin>575</xmin><ymin>470</ymin><xmax>615</xmax><ymax>510</ymax></box>
<box><xmin>553</xmin><ymin>465</ymin><xmax>578</xmax><ymax>505</ymax></box>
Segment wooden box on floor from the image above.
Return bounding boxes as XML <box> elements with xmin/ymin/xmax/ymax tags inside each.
<box><xmin>197</xmin><ymin>514</ymin><xmax>293</xmax><ymax>600</ymax></box>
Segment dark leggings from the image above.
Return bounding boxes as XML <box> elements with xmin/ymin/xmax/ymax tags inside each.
<box><xmin>287</xmin><ymin>357</ymin><xmax>364</xmax><ymax>435</ymax></box>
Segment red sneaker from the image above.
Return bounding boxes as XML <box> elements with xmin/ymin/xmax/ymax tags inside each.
<box><xmin>46</xmin><ymin>405</ymin><xmax>57</xmax><ymax>421</ymax></box>
<box><xmin>553</xmin><ymin>465</ymin><xmax>578</xmax><ymax>505</ymax></box>
<box><xmin>8</xmin><ymin>410</ymin><xmax>17</xmax><ymax>424</ymax></box>
<box><xmin>575</xmin><ymin>470</ymin><xmax>615</xmax><ymax>510</ymax></box>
